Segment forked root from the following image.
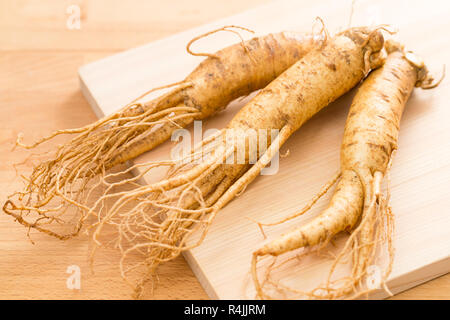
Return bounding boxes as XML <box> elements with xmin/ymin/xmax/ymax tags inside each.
<box><xmin>251</xmin><ymin>167</ymin><xmax>395</xmax><ymax>300</ymax></box>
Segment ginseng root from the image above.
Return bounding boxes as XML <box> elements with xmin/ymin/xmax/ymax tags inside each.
<box><xmin>251</xmin><ymin>40</ymin><xmax>442</xmax><ymax>300</ymax></box>
<box><xmin>83</xmin><ymin>26</ymin><xmax>386</xmax><ymax>297</ymax></box>
<box><xmin>4</xmin><ymin>26</ymin><xmax>324</xmax><ymax>239</ymax></box>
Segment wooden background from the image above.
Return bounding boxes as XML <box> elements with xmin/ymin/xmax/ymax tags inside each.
<box><xmin>0</xmin><ymin>0</ymin><xmax>449</xmax><ymax>299</ymax></box>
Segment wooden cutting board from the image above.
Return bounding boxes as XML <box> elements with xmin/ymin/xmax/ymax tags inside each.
<box><xmin>79</xmin><ymin>0</ymin><xmax>450</xmax><ymax>299</ymax></box>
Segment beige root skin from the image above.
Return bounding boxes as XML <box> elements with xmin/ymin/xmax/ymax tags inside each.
<box><xmin>255</xmin><ymin>171</ymin><xmax>363</xmax><ymax>258</ymax></box>
<box><xmin>252</xmin><ymin>41</ymin><xmax>440</xmax><ymax>299</ymax></box>
<box><xmin>79</xmin><ymin>27</ymin><xmax>386</xmax><ymax>297</ymax></box>
<box><xmin>4</xmin><ymin>30</ymin><xmax>323</xmax><ymax>240</ymax></box>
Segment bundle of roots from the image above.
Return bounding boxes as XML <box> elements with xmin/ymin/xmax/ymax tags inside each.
<box><xmin>4</xmin><ymin>25</ymin><xmax>323</xmax><ymax>240</ymax></box>
<box><xmin>77</xmin><ymin>25</ymin><xmax>387</xmax><ymax>297</ymax></box>
<box><xmin>4</xmin><ymin>23</ymin><xmax>401</xmax><ymax>299</ymax></box>
<box><xmin>4</xmin><ymin>81</ymin><xmax>199</xmax><ymax>239</ymax></box>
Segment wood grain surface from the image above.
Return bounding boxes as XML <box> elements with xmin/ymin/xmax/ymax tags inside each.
<box><xmin>1</xmin><ymin>0</ymin><xmax>449</xmax><ymax>299</ymax></box>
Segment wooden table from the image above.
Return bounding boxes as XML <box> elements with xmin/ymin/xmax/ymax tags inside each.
<box><xmin>0</xmin><ymin>0</ymin><xmax>448</xmax><ymax>299</ymax></box>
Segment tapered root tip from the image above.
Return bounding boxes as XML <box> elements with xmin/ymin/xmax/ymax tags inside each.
<box><xmin>257</xmin><ymin>223</ymin><xmax>267</xmax><ymax>239</ymax></box>
<box><xmin>2</xmin><ymin>199</ymin><xmax>80</xmax><ymax>241</ymax></box>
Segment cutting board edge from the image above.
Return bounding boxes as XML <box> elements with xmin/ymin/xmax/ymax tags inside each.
<box><xmin>183</xmin><ymin>250</ymin><xmax>220</xmax><ymax>300</ymax></box>
<box><xmin>187</xmin><ymin>251</ymin><xmax>450</xmax><ymax>299</ymax></box>
<box><xmin>370</xmin><ymin>255</ymin><xmax>450</xmax><ymax>299</ymax></box>
<box><xmin>79</xmin><ymin>74</ymin><xmax>105</xmax><ymax>119</ymax></box>
<box><xmin>76</xmin><ymin>0</ymin><xmax>450</xmax><ymax>300</ymax></box>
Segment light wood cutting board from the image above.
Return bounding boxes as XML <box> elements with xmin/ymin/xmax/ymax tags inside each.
<box><xmin>79</xmin><ymin>0</ymin><xmax>450</xmax><ymax>299</ymax></box>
